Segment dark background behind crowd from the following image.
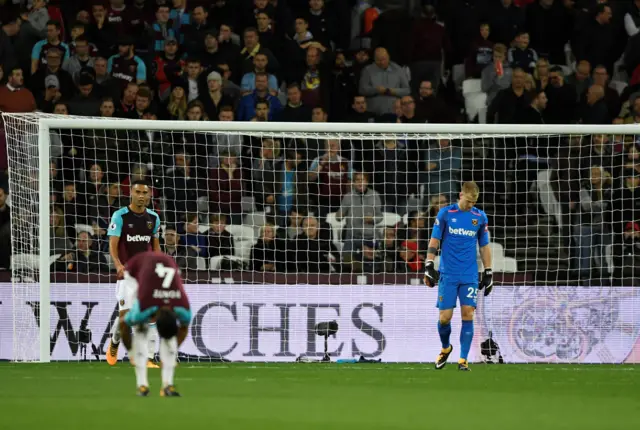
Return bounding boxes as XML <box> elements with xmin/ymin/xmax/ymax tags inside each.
<box><xmin>0</xmin><ymin>0</ymin><xmax>638</xmax><ymax>285</ymax></box>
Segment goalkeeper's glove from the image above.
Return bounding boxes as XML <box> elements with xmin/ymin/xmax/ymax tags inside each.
<box><xmin>424</xmin><ymin>261</ymin><xmax>439</xmax><ymax>288</ymax></box>
<box><xmin>478</xmin><ymin>268</ymin><xmax>493</xmax><ymax>296</ymax></box>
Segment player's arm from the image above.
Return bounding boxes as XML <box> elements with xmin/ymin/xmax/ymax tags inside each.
<box><xmin>108</xmin><ymin>211</ymin><xmax>125</xmax><ymax>278</ymax></box>
<box><xmin>478</xmin><ymin>214</ymin><xmax>494</xmax><ymax>295</ymax></box>
<box><xmin>152</xmin><ymin>214</ymin><xmax>161</xmax><ymax>252</ymax></box>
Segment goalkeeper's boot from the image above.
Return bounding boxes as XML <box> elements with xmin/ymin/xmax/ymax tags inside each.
<box><xmin>106</xmin><ymin>340</ymin><xmax>119</xmax><ymax>366</ymax></box>
<box><xmin>160</xmin><ymin>385</ymin><xmax>181</xmax><ymax>397</ymax></box>
<box><xmin>137</xmin><ymin>386</ymin><xmax>150</xmax><ymax>397</ymax></box>
<box><xmin>458</xmin><ymin>359</ymin><xmax>470</xmax><ymax>372</ymax></box>
<box><xmin>435</xmin><ymin>345</ymin><xmax>453</xmax><ymax>370</ymax></box>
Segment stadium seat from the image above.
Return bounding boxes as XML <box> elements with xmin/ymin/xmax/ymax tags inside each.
<box><xmin>196</xmin><ymin>257</ymin><xmax>207</xmax><ymax>270</ymax></box>
<box><xmin>244</xmin><ymin>212</ymin><xmax>267</xmax><ymax>236</ymax></box>
<box><xmin>534</xmin><ymin>169</ymin><xmax>564</xmax><ymax>229</ymax></box>
<box><xmin>378</xmin><ymin>212</ymin><xmax>401</xmax><ymax>227</ymax></box>
<box><xmin>198</xmin><ymin>225</ymin><xmax>210</xmax><ymax>234</ymax></box>
<box><xmin>605</xmin><ymin>244</ymin><xmax>613</xmax><ymax>274</ymax></box>
<box><xmin>209</xmin><ymin>255</ymin><xmax>245</xmax><ymax>270</ymax></box>
<box><xmin>74</xmin><ymin>224</ymin><xmax>94</xmax><ymax>236</ymax></box>
<box><xmin>452</xmin><ymin>64</ymin><xmax>466</xmax><ymax>91</ymax></box>
<box><xmin>11</xmin><ymin>253</ymin><xmax>60</xmax><ymax>270</ymax></box>
<box><xmin>326</xmin><ymin>212</ymin><xmax>347</xmax><ymax>252</ymax></box>
<box><xmin>225</xmin><ymin>225</ymin><xmax>257</xmax><ymax>260</ymax></box>
<box><xmin>462</xmin><ymin>79</ymin><xmax>487</xmax><ymax>123</ymax></box>
<box><xmin>609</xmin><ymin>80</ymin><xmax>628</xmax><ymax>96</ymax></box>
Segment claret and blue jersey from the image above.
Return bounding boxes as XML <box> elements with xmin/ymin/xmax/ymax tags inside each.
<box><xmin>431</xmin><ymin>203</ymin><xmax>490</xmax><ymax>309</ymax></box>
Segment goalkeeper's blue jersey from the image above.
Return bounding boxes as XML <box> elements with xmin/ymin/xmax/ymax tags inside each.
<box><xmin>431</xmin><ymin>203</ymin><xmax>490</xmax><ymax>281</ymax></box>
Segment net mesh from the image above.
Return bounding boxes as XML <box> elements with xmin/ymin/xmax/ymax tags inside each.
<box><xmin>2</xmin><ymin>113</ymin><xmax>639</xmax><ymax>363</ymax></box>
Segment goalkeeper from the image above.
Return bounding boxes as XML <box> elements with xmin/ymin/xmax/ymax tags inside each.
<box><xmin>423</xmin><ymin>181</ymin><xmax>493</xmax><ymax>371</ymax></box>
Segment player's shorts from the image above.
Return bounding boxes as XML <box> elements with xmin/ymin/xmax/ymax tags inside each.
<box><xmin>115</xmin><ymin>277</ymin><xmax>138</xmax><ymax>312</ymax></box>
<box><xmin>436</xmin><ymin>274</ymin><xmax>478</xmax><ymax>310</ymax></box>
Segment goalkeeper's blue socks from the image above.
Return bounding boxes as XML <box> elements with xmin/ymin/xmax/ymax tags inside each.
<box><xmin>460</xmin><ymin>320</ymin><xmax>474</xmax><ymax>360</ymax></box>
<box><xmin>437</xmin><ymin>321</ymin><xmax>452</xmax><ymax>349</ymax></box>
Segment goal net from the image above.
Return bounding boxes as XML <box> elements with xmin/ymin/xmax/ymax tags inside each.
<box><xmin>2</xmin><ymin>113</ymin><xmax>639</xmax><ymax>364</ymax></box>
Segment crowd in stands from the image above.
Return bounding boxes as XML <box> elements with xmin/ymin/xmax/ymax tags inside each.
<box><xmin>0</xmin><ymin>0</ymin><xmax>637</xmax><ymax>281</ymax></box>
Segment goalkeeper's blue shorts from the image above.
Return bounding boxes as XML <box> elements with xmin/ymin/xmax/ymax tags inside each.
<box><xmin>436</xmin><ymin>274</ymin><xmax>478</xmax><ymax>310</ymax></box>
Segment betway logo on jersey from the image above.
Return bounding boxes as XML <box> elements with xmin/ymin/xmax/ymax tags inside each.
<box><xmin>448</xmin><ymin>226</ymin><xmax>475</xmax><ymax>237</ymax></box>
<box><xmin>126</xmin><ymin>234</ymin><xmax>151</xmax><ymax>242</ymax></box>
<box><xmin>152</xmin><ymin>289</ymin><xmax>182</xmax><ymax>300</ymax></box>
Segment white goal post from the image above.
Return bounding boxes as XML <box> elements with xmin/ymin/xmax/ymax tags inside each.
<box><xmin>2</xmin><ymin>112</ymin><xmax>640</xmax><ymax>363</ymax></box>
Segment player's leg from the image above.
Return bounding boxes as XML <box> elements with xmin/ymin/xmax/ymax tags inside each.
<box><xmin>132</xmin><ymin>324</ymin><xmax>150</xmax><ymax>396</ymax></box>
<box><xmin>457</xmin><ymin>283</ymin><xmax>479</xmax><ymax>371</ymax></box>
<box><xmin>107</xmin><ymin>280</ymin><xmax>128</xmax><ymax>366</ymax></box>
<box><xmin>435</xmin><ymin>275</ymin><xmax>456</xmax><ymax>369</ymax></box>
<box><xmin>156</xmin><ymin>307</ymin><xmax>181</xmax><ymax>397</ymax></box>
<box><xmin>147</xmin><ymin>322</ymin><xmax>158</xmax><ymax>364</ymax></box>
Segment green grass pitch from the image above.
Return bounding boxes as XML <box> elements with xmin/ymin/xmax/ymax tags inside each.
<box><xmin>2</xmin><ymin>363</ymin><xmax>640</xmax><ymax>430</ymax></box>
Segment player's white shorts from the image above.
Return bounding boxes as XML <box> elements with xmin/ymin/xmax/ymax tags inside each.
<box><xmin>115</xmin><ymin>276</ymin><xmax>138</xmax><ymax>312</ymax></box>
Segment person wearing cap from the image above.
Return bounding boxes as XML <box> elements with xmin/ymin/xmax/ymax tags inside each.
<box><xmin>107</xmin><ymin>38</ymin><xmax>147</xmax><ymax>88</ymax></box>
<box><xmin>149</xmin><ymin>5</ymin><xmax>177</xmax><ymax>54</ymax></box>
<box><xmin>30</xmin><ymin>46</ymin><xmax>75</xmax><ymax>110</ymax></box>
<box><xmin>201</xmin><ymin>71</ymin><xmax>235</xmax><ymax>119</ymax></box>
<box><xmin>151</xmin><ymin>36</ymin><xmax>185</xmax><ymax>101</ymax></box>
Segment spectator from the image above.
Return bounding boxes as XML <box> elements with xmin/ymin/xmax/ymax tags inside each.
<box><xmin>116</xmin><ymin>82</ymin><xmax>138</xmax><ymax>117</ymax></box>
<box><xmin>240</xmin><ymin>27</ymin><xmax>279</xmax><ymax>76</ymax></box>
<box><xmin>359</xmin><ymin>47</ymin><xmax>410</xmax><ymax>115</ymax></box>
<box><xmin>336</xmin><ymin>171</ymin><xmax>383</xmax><ymax>253</ymax></box>
<box><xmin>426</xmin><ymin>194</ymin><xmax>449</xmax><ymax>237</ymax></box>
<box><xmin>209</xmin><ymin>151</ymin><xmax>244</xmax><ymax>225</ymax></box>
<box><xmin>611</xmin><ymin>169</ymin><xmax>640</xmax><ymax>278</ymax></box>
<box><xmin>162</xmin><ymin>226</ymin><xmax>191</xmax><ymax>270</ymax></box>
<box><xmin>31</xmin><ymin>20</ymin><xmax>70</xmax><ymax>74</ymax></box>
<box><xmin>31</xmin><ymin>48</ymin><xmax>75</xmax><ymax>111</ymax></box>
<box><xmin>374</xmin><ymin>139</ymin><xmax>412</xmax><ymax>213</ymax></box>
<box><xmin>488</xmin><ymin>0</ymin><xmax>525</xmax><ymax>46</ymax></box>
<box><xmin>525</xmin><ymin>0</ymin><xmax>573</xmax><ymax>65</ymax></box>
<box><xmin>50</xmin><ymin>205</ymin><xmax>72</xmax><ymax>256</ymax></box>
<box><xmin>240</xmin><ymin>52</ymin><xmax>278</xmax><ymax>94</ymax></box>
<box><xmin>507</xmin><ymin>31</ymin><xmax>538</xmax><ymax>74</ymax></box>
<box><xmin>151</xmin><ymin>37</ymin><xmax>184</xmax><ymax>101</ymax></box>
<box><xmin>182</xmin><ymin>5</ymin><xmax>213</xmax><ymax>56</ymax></box>
<box><xmin>488</xmin><ymin>67</ymin><xmax>529</xmax><ymax>124</ymax></box>
<box><xmin>517</xmin><ymin>88</ymin><xmax>547</xmax><ymax>124</ymax></box>
<box><xmin>62</xmin><ymin>35</ymin><xmax>96</xmax><ymax>85</ymax></box>
<box><xmin>273</xmin><ymin>148</ymin><xmax>309</xmax><ymax>220</ymax></box>
<box><xmin>0</xmin><ymin>67</ymin><xmax>36</xmax><ymax>113</ymax></box>
<box><xmin>409</xmin><ymin>5</ymin><xmax>451</xmax><ymax>94</ymax></box>
<box><xmin>622</xmin><ymin>95</ymin><xmax>640</xmax><ymax>124</ymax></box>
<box><xmin>293</xmin><ymin>16</ymin><xmax>314</xmax><ymax>45</ymax></box>
<box><xmin>424</xmin><ymin>138</ymin><xmax>462</xmax><ymax>201</ymax></box>
<box><xmin>394</xmin><ymin>240</ymin><xmax>424</xmax><ymax>273</ymax></box>
<box><xmin>573</xmin><ymin>165</ymin><xmax>612</xmax><ymax>281</ymax></box>
<box><xmin>579</xmin><ymin>84</ymin><xmax>609</xmax><ymax>125</ymax></box>
<box><xmin>236</xmin><ymin>72</ymin><xmax>282</xmax><ymax>120</ymax></box>
<box><xmin>14</xmin><ymin>9</ymin><xmax>43</xmax><ymax>76</ymax></box>
<box><xmin>586</xmin><ymin>65</ymin><xmax>620</xmax><ymax>123</ymax></box>
<box><xmin>107</xmin><ymin>39</ymin><xmax>147</xmax><ymax>89</ymax></box>
<box><xmin>93</xmin><ymin>182</ymin><xmax>124</xmax><ymax>234</ymax></box>
<box><xmin>198</xmin><ymin>30</ymin><xmax>224</xmax><ymax>73</ymax></box>
<box><xmin>545</xmin><ymin>66</ymin><xmax>577</xmax><ymax>124</ymax></box>
<box><xmin>211</xmin><ymin>106</ymin><xmax>243</xmax><ymax>163</ymax></box>
<box><xmin>299</xmin><ymin>46</ymin><xmax>331</xmax><ymax>110</ymax></box>
<box><xmin>67</xmin><ymin>75</ymin><xmax>101</xmax><ymax>116</ymax></box>
<box><xmin>149</xmin><ymin>5</ymin><xmax>176</xmax><ymax>54</ymax></box>
<box><xmin>128</xmin><ymin>86</ymin><xmax>153</xmax><ymax>119</ymax></box>
<box><xmin>107</xmin><ymin>0</ymin><xmax>131</xmax><ymax>35</ymax></box>
<box><xmin>68</xmin><ymin>21</ymin><xmax>98</xmax><ymax>58</ymax></box>
<box><xmin>161</xmin><ymin>83</ymin><xmax>188</xmax><ymax>120</ymax></box>
<box><xmin>250</xmin><ymin>222</ymin><xmax>286</xmax><ymax>272</ymax></box>
<box><xmin>567</xmin><ymin>60</ymin><xmax>592</xmax><ymax>103</ymax></box>
<box><xmin>305</xmin><ymin>0</ymin><xmax>336</xmax><ymax>50</ymax></box>
<box><xmin>292</xmin><ymin>215</ymin><xmax>335</xmax><ymax>273</ymax></box>
<box><xmin>414</xmin><ymin>79</ymin><xmax>455</xmax><ymax>123</ymax></box>
<box><xmin>0</xmin><ymin>186</ymin><xmax>10</xmax><ymax>232</ymax></box>
<box><xmin>255</xmin><ymin>11</ymin><xmax>276</xmax><ymax>52</ymax></box>
<box><xmin>207</xmin><ymin>213</ymin><xmax>235</xmax><ymax>259</ymax></box>
<box><xmin>27</xmin><ymin>0</ymin><xmax>50</xmax><ymax>34</ymax></box>
<box><xmin>169</xmin><ymin>0</ymin><xmax>191</xmax><ymax>44</ymax></box>
<box><xmin>379</xmin><ymin>226</ymin><xmax>398</xmax><ymax>266</ymax></box>
<box><xmin>201</xmin><ymin>71</ymin><xmax>235</xmax><ymax>120</ymax></box>
<box><xmin>533</xmin><ymin>57</ymin><xmax>550</xmax><ymax>91</ymax></box>
<box><xmin>251</xmin><ymin>138</ymin><xmax>281</xmax><ymax>213</ymax></box>
<box><xmin>398</xmin><ymin>95</ymin><xmax>425</xmax><ymax>123</ymax></box>
<box><xmin>277</xmin><ymin>83</ymin><xmax>312</xmax><ymax>122</ymax></box>
<box><xmin>309</xmin><ymin>139</ymin><xmax>352</xmax><ymax>218</ymax></box>
<box><xmin>346</xmin><ymin>95</ymin><xmax>376</xmax><ymax>123</ymax></box>
<box><xmin>481</xmin><ymin>43</ymin><xmax>512</xmax><ymax>106</ymax></box>
<box><xmin>343</xmin><ymin>238</ymin><xmax>388</xmax><ymax>274</ymax></box>
<box><xmin>572</xmin><ymin>4</ymin><xmax>615</xmax><ymax>75</ymax></box>
<box><xmin>67</xmin><ymin>231</ymin><xmax>109</xmax><ymax>274</ymax></box>
<box><xmin>401</xmin><ymin>210</ymin><xmax>429</xmax><ymax>257</ymax></box>
<box><xmin>181</xmin><ymin>213</ymin><xmax>208</xmax><ymax>259</ymax></box>
<box><xmin>93</xmin><ymin>57</ymin><xmax>120</xmax><ymax>100</ymax></box>
<box><xmin>286</xmin><ymin>206</ymin><xmax>308</xmax><ymax>240</ymax></box>
<box><xmin>251</xmin><ymin>98</ymin><xmax>271</xmax><ymax>121</ymax></box>
<box><xmin>465</xmin><ymin>23</ymin><xmax>494</xmax><ymax>79</ymax></box>
<box><xmin>87</xmin><ymin>2</ymin><xmax>117</xmax><ymax>57</ymax></box>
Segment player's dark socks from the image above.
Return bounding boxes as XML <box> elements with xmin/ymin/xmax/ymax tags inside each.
<box><xmin>137</xmin><ymin>386</ymin><xmax>150</xmax><ymax>397</ymax></box>
<box><xmin>458</xmin><ymin>359</ymin><xmax>470</xmax><ymax>371</ymax></box>
<box><xmin>437</xmin><ymin>321</ymin><xmax>452</xmax><ymax>349</ymax></box>
<box><xmin>435</xmin><ymin>345</ymin><xmax>453</xmax><ymax>370</ymax></box>
<box><xmin>459</xmin><ymin>320</ymin><xmax>474</xmax><ymax>361</ymax></box>
<box><xmin>160</xmin><ymin>385</ymin><xmax>181</xmax><ymax>397</ymax></box>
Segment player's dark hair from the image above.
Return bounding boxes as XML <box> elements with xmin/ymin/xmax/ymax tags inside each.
<box><xmin>131</xmin><ymin>179</ymin><xmax>149</xmax><ymax>188</ymax></box>
<box><xmin>156</xmin><ymin>308</ymin><xmax>178</xmax><ymax>339</ymax></box>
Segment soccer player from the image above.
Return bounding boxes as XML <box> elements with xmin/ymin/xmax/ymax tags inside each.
<box><xmin>106</xmin><ymin>179</ymin><xmax>161</xmax><ymax>368</ymax></box>
<box><xmin>424</xmin><ymin>181</ymin><xmax>493</xmax><ymax>371</ymax></box>
<box><xmin>119</xmin><ymin>251</ymin><xmax>190</xmax><ymax>397</ymax></box>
